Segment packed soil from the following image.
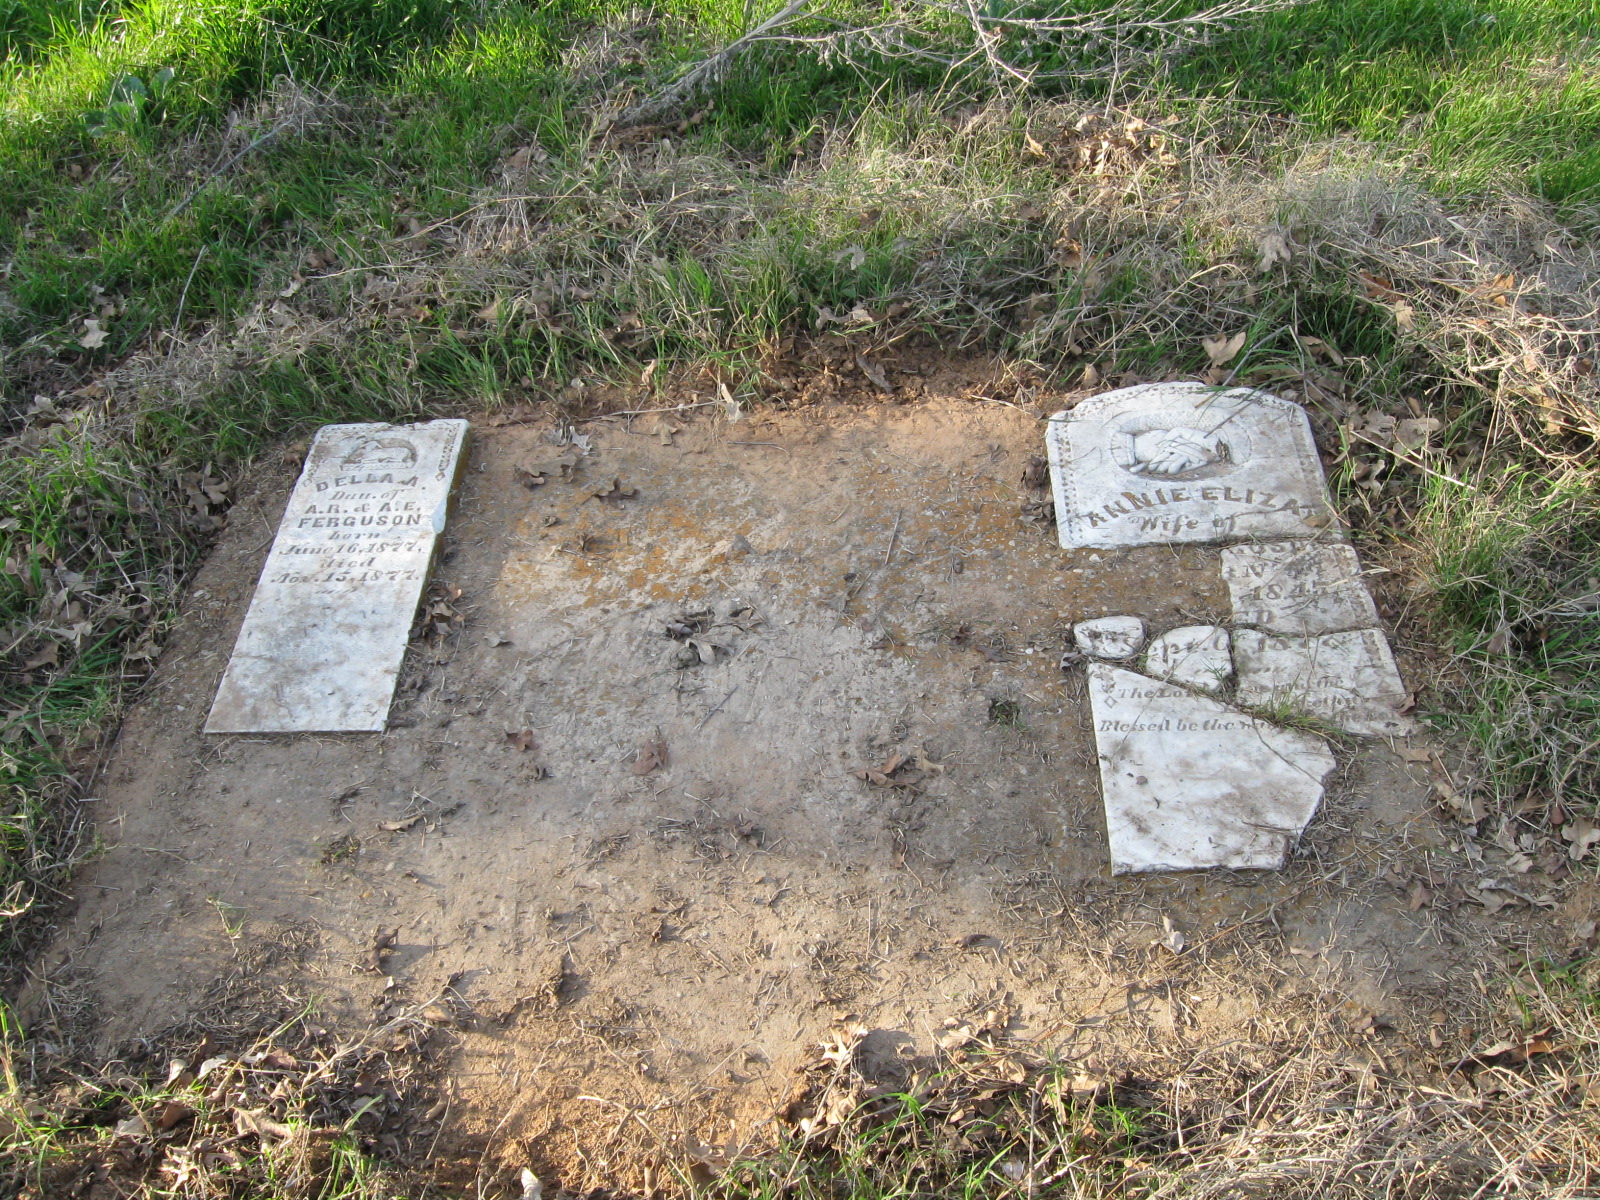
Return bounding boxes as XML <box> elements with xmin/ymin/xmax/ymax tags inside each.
<box><xmin>19</xmin><ymin>365</ymin><xmax>1561</xmax><ymax>1190</ymax></box>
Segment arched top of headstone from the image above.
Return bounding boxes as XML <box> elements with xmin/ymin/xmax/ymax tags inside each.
<box><xmin>1046</xmin><ymin>382</ymin><xmax>1337</xmax><ymax>550</ymax></box>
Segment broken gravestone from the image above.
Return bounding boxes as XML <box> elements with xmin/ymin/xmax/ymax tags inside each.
<box><xmin>1046</xmin><ymin>382</ymin><xmax>1337</xmax><ymax>550</ymax></box>
<box><xmin>1221</xmin><ymin>541</ymin><xmax>1379</xmax><ymax>635</ymax></box>
<box><xmin>1073</xmin><ymin>615</ymin><xmax>1146</xmax><ymax>660</ymax></box>
<box><xmin>1142</xmin><ymin>625</ymin><xmax>1232</xmax><ymax>694</ymax></box>
<box><xmin>1045</xmin><ymin>382</ymin><xmax>1420</xmax><ymax>870</ymax></box>
<box><xmin>1087</xmin><ymin>663</ymin><xmax>1335</xmax><ymax>872</ymax></box>
<box><xmin>206</xmin><ymin>419</ymin><xmax>469</xmax><ymax>734</ymax></box>
<box><xmin>1233</xmin><ymin>627</ymin><xmax>1413</xmax><ymax>738</ymax></box>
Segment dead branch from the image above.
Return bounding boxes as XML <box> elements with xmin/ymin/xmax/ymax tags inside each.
<box><xmin>613</xmin><ymin>0</ymin><xmax>1312</xmax><ymax>130</ymax></box>
<box><xmin>612</xmin><ymin>0</ymin><xmax>811</xmax><ymax>128</ymax></box>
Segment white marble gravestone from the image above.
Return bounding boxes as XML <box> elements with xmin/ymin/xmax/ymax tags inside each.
<box><xmin>1047</xmin><ymin>383</ymin><xmax>1337</xmax><ymax>550</ymax></box>
<box><xmin>1074</xmin><ymin>615</ymin><xmax>1146</xmax><ymax>660</ymax></box>
<box><xmin>1087</xmin><ymin>663</ymin><xmax>1335</xmax><ymax>872</ymax></box>
<box><xmin>1142</xmin><ymin>625</ymin><xmax>1232</xmax><ymax>693</ymax></box>
<box><xmin>1221</xmin><ymin>541</ymin><xmax>1380</xmax><ymax>635</ymax></box>
<box><xmin>206</xmin><ymin>419</ymin><xmax>469</xmax><ymax>734</ymax></box>
<box><xmin>1233</xmin><ymin>628</ymin><xmax>1413</xmax><ymax>737</ymax></box>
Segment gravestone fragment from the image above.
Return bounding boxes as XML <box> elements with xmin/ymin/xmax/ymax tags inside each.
<box><xmin>1046</xmin><ymin>383</ymin><xmax>1337</xmax><ymax>549</ymax></box>
<box><xmin>1233</xmin><ymin>628</ymin><xmax>1413</xmax><ymax>737</ymax></box>
<box><xmin>1074</xmin><ymin>615</ymin><xmax>1147</xmax><ymax>660</ymax></box>
<box><xmin>206</xmin><ymin>419</ymin><xmax>469</xmax><ymax>734</ymax></box>
<box><xmin>1222</xmin><ymin>541</ymin><xmax>1379</xmax><ymax>635</ymax></box>
<box><xmin>1087</xmin><ymin>663</ymin><xmax>1335</xmax><ymax>872</ymax></box>
<box><xmin>1142</xmin><ymin>625</ymin><xmax>1232</xmax><ymax>693</ymax></box>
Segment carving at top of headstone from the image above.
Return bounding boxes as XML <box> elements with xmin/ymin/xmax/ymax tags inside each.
<box><xmin>206</xmin><ymin>418</ymin><xmax>469</xmax><ymax>734</ymax></box>
<box><xmin>1046</xmin><ymin>383</ymin><xmax>1337</xmax><ymax>550</ymax></box>
<box><xmin>1074</xmin><ymin>615</ymin><xmax>1147</xmax><ymax>660</ymax></box>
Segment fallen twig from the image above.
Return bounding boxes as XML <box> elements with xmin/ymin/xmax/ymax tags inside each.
<box><xmin>612</xmin><ymin>0</ymin><xmax>811</xmax><ymax>128</ymax></box>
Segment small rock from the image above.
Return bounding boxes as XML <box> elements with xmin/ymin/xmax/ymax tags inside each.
<box><xmin>1073</xmin><ymin>615</ymin><xmax>1146</xmax><ymax>660</ymax></box>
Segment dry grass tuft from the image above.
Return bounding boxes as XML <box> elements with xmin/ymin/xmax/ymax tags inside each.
<box><xmin>727</xmin><ymin>955</ymin><xmax>1600</xmax><ymax>1200</ymax></box>
<box><xmin>0</xmin><ymin>926</ymin><xmax>462</xmax><ymax>1199</ymax></box>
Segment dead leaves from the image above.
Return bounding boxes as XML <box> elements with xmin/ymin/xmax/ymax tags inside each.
<box><xmin>1403</xmin><ymin>746</ymin><xmax>1483</xmax><ymax>824</ymax></box>
<box><xmin>634</xmin><ymin>737</ymin><xmax>669</xmax><ymax>775</ymax></box>
<box><xmin>79</xmin><ymin>318</ymin><xmax>109</xmax><ymax>350</ymax></box>
<box><xmin>831</xmin><ymin>244</ymin><xmax>867</xmax><ymax>271</ymax></box>
<box><xmin>591</xmin><ymin>477</ymin><xmax>638</xmax><ymax>503</ymax></box>
<box><xmin>1154</xmin><ymin>915</ymin><xmax>1185</xmax><ymax>955</ymax></box>
<box><xmin>21</xmin><ymin>643</ymin><xmax>59</xmax><ymax>672</ymax></box>
<box><xmin>374</xmin><ymin>793</ymin><xmax>459</xmax><ymax>837</ymax></box>
<box><xmin>153</xmin><ymin>1100</ymin><xmax>196</xmax><ymax>1132</ymax></box>
<box><xmin>1473</xmin><ymin>878</ymin><xmax>1554</xmax><ymax>913</ymax></box>
<box><xmin>513</xmin><ymin>453</ymin><xmax>579</xmax><ymax>489</ymax></box>
<box><xmin>232</xmin><ymin>1108</ymin><xmax>294</xmax><ymax>1144</ymax></box>
<box><xmin>1019</xmin><ymin>455</ymin><xmax>1055</xmax><ymax>526</ymax></box>
<box><xmin>1359</xmin><ymin>270</ymin><xmax>1402</xmax><ymax>302</ymax></box>
<box><xmin>1024</xmin><ymin>112</ymin><xmax>1180</xmax><ymax>178</ymax></box>
<box><xmin>177</xmin><ymin>469</ymin><xmax>231</xmax><ymax>532</ymax></box>
<box><xmin>684</xmin><ymin>637</ymin><xmax>721</xmax><ymax>665</ymax></box>
<box><xmin>1471</xmin><ymin>271</ymin><xmax>1520</xmax><ymax>308</ymax></box>
<box><xmin>505</xmin><ymin>729</ymin><xmax>551</xmax><ymax>777</ymax></box>
<box><xmin>1356</xmin><ymin>271</ymin><xmax>1422</xmax><ymax>330</ymax></box>
<box><xmin>367</xmin><ymin>927</ymin><xmax>398</xmax><ymax>973</ymax></box>
<box><xmin>852</xmin><ymin>749</ymin><xmax>944</xmax><ymax>791</ymax></box>
<box><xmin>815</xmin><ymin>299</ymin><xmax>910</xmax><ymax>329</ymax></box>
<box><xmin>412</xmin><ymin>583</ymin><xmax>463</xmax><ymax>648</ymax></box>
<box><xmin>1020</xmin><ymin>498</ymin><xmax>1055</xmax><ymax>527</ymax></box>
<box><xmin>1257</xmin><ymin>231</ymin><xmax>1292</xmax><ymax>272</ymax></box>
<box><xmin>1562</xmin><ymin>816</ymin><xmax>1600</xmax><ymax>862</ymax></box>
<box><xmin>1202</xmin><ymin>330</ymin><xmax>1247</xmax><ymax>369</ymax></box>
<box><xmin>856</xmin><ymin>354</ymin><xmax>893</xmax><ymax>393</ymax></box>
<box><xmin>784</xmin><ymin>1001</ymin><xmax>1028</xmax><ymax>1143</ymax></box>
<box><xmin>501</xmin><ymin>143</ymin><xmax>548</xmax><ymax>175</ymax></box>
<box><xmin>663</xmin><ymin>603</ymin><xmax>754</xmax><ymax>667</ymax></box>
<box><xmin>1452</xmin><ymin>1029</ymin><xmax>1558</xmax><ymax>1074</ymax></box>
<box><xmin>1337</xmin><ymin>406</ymin><xmax>1450</xmax><ymax>503</ymax></box>
<box><xmin>1349</xmin><ymin>410</ymin><xmax>1443</xmax><ymax>453</ymax></box>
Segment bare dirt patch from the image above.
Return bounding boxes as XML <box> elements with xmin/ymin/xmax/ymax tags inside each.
<box><xmin>18</xmin><ymin>379</ymin><xmax>1552</xmax><ymax>1192</ymax></box>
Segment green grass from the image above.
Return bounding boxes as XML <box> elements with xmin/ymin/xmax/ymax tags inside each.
<box><xmin>1409</xmin><ymin>462</ymin><xmax>1600</xmax><ymax>811</ymax></box>
<box><xmin>0</xmin><ymin>0</ymin><xmax>1590</xmax><ymax>371</ymax></box>
<box><xmin>1172</xmin><ymin>0</ymin><xmax>1600</xmax><ymax>203</ymax></box>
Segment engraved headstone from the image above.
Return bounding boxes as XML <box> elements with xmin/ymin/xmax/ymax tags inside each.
<box><xmin>1142</xmin><ymin>625</ymin><xmax>1232</xmax><ymax>693</ymax></box>
<box><xmin>206</xmin><ymin>419</ymin><xmax>470</xmax><ymax>734</ymax></box>
<box><xmin>1233</xmin><ymin>628</ymin><xmax>1413</xmax><ymax>737</ymax></box>
<box><xmin>1222</xmin><ymin>541</ymin><xmax>1379</xmax><ymax>635</ymax></box>
<box><xmin>1047</xmin><ymin>383</ymin><xmax>1337</xmax><ymax>550</ymax></box>
<box><xmin>1087</xmin><ymin>663</ymin><xmax>1335</xmax><ymax>872</ymax></box>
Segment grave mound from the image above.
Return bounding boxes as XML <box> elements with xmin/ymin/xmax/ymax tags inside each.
<box><xmin>27</xmin><ymin>390</ymin><xmax>1466</xmax><ymax>1180</ymax></box>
